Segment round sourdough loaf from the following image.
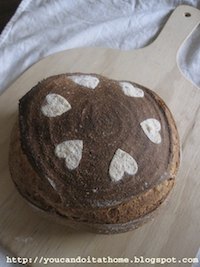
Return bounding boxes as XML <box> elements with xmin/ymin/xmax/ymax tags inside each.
<box><xmin>9</xmin><ymin>73</ymin><xmax>180</xmax><ymax>234</ymax></box>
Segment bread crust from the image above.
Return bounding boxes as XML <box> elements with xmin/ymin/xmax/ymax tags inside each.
<box><xmin>9</xmin><ymin>73</ymin><xmax>180</xmax><ymax>233</ymax></box>
<box><xmin>18</xmin><ymin>74</ymin><xmax>179</xmax><ymax>207</ymax></box>
<box><xmin>10</xmin><ymin>122</ymin><xmax>175</xmax><ymax>233</ymax></box>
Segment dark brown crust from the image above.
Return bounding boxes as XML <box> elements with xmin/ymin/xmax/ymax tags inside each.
<box><xmin>18</xmin><ymin>73</ymin><xmax>180</xmax><ymax>208</ymax></box>
<box><xmin>9</xmin><ymin>122</ymin><xmax>175</xmax><ymax>233</ymax></box>
<box><xmin>25</xmin><ymin>198</ymin><xmax>162</xmax><ymax>234</ymax></box>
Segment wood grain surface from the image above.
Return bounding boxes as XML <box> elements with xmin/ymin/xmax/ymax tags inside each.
<box><xmin>0</xmin><ymin>5</ymin><xmax>200</xmax><ymax>267</ymax></box>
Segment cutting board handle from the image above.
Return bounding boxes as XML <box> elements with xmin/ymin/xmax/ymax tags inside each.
<box><xmin>149</xmin><ymin>5</ymin><xmax>200</xmax><ymax>65</ymax></box>
<box><xmin>126</xmin><ymin>5</ymin><xmax>200</xmax><ymax>87</ymax></box>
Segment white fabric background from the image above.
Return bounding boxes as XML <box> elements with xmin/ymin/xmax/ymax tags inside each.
<box><xmin>0</xmin><ymin>0</ymin><xmax>200</xmax><ymax>94</ymax></box>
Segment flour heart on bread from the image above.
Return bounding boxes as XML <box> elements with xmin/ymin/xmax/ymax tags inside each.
<box><xmin>119</xmin><ymin>81</ymin><xmax>144</xmax><ymax>97</ymax></box>
<box><xmin>69</xmin><ymin>74</ymin><xmax>99</xmax><ymax>89</ymax></box>
<box><xmin>140</xmin><ymin>118</ymin><xmax>161</xmax><ymax>144</ymax></box>
<box><xmin>109</xmin><ymin>149</ymin><xmax>138</xmax><ymax>182</ymax></box>
<box><xmin>55</xmin><ymin>140</ymin><xmax>83</xmax><ymax>170</ymax></box>
<box><xmin>41</xmin><ymin>93</ymin><xmax>71</xmax><ymax>117</ymax></box>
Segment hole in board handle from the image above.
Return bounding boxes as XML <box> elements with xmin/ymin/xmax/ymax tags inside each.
<box><xmin>184</xmin><ymin>12</ymin><xmax>191</xmax><ymax>17</ymax></box>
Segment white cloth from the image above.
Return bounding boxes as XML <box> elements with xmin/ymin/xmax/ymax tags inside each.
<box><xmin>0</xmin><ymin>0</ymin><xmax>199</xmax><ymax>94</ymax></box>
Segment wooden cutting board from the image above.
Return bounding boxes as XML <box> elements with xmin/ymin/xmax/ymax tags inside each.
<box><xmin>0</xmin><ymin>5</ymin><xmax>200</xmax><ymax>267</ymax></box>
